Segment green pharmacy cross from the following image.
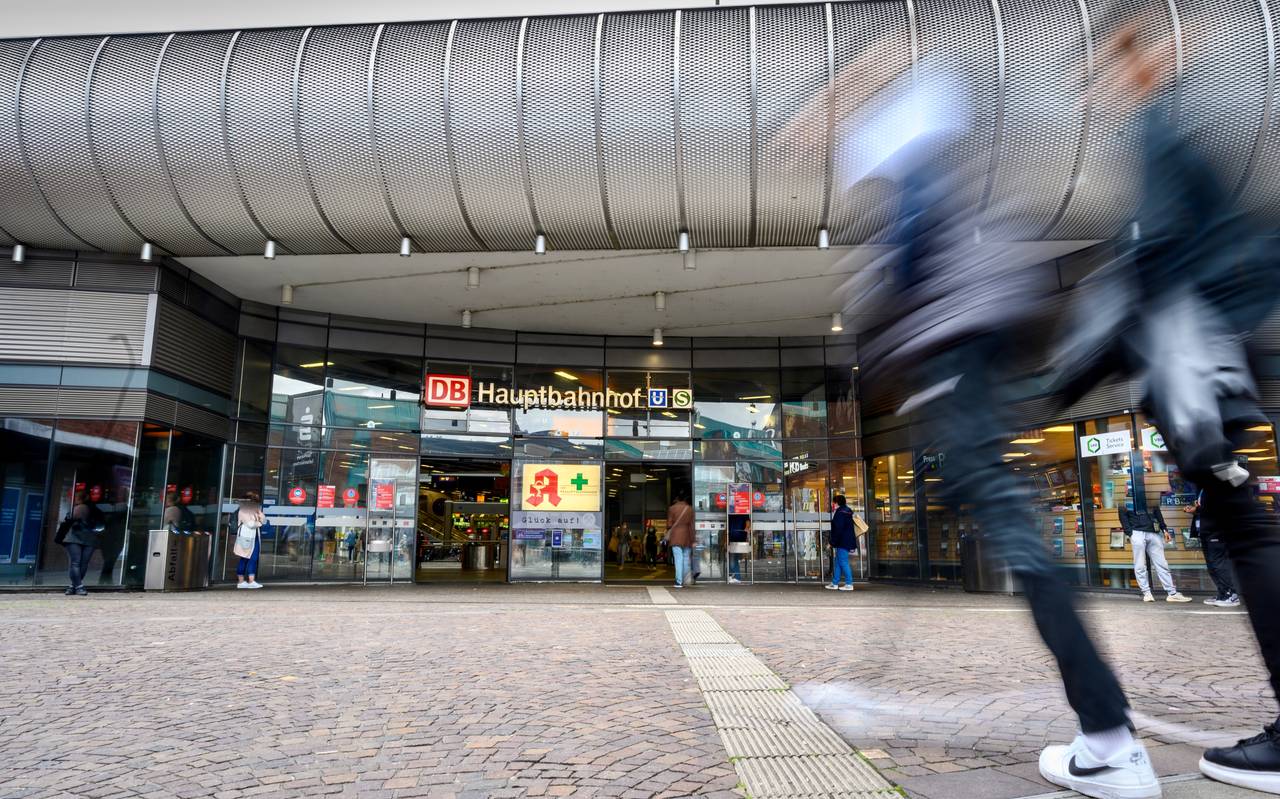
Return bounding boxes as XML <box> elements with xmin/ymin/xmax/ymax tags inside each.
<box><xmin>571</xmin><ymin>473</ymin><xmax>589</xmax><ymax>491</ymax></box>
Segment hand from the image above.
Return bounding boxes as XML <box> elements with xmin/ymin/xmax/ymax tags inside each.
<box><xmin>1164</xmin><ymin>532</ymin><xmax>1173</xmax><ymax>543</ymax></box>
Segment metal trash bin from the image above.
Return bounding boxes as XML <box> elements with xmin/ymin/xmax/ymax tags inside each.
<box><xmin>144</xmin><ymin>529</ymin><xmax>212</xmax><ymax>591</ymax></box>
<box><xmin>960</xmin><ymin>534</ymin><xmax>1017</xmax><ymax>594</ymax></box>
<box><xmin>462</xmin><ymin>542</ymin><xmax>492</xmax><ymax>571</ymax></box>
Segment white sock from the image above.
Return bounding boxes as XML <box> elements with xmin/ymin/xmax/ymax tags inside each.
<box><xmin>1083</xmin><ymin>726</ymin><xmax>1135</xmax><ymax>762</ymax></box>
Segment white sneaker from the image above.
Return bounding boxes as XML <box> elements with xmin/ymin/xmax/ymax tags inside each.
<box><xmin>1039</xmin><ymin>735</ymin><xmax>1161</xmax><ymax>799</ymax></box>
<box><xmin>825</xmin><ymin>584</ymin><xmax>840</xmax><ymax>590</ymax></box>
<box><xmin>1204</xmin><ymin>597</ymin><xmax>1220</xmax><ymax>605</ymax></box>
<box><xmin>1142</xmin><ymin>593</ymin><xmax>1155</xmax><ymax>603</ymax></box>
<box><xmin>839</xmin><ymin>585</ymin><xmax>854</xmax><ymax>591</ymax></box>
<box><xmin>247</xmin><ymin>581</ymin><xmax>263</xmax><ymax>589</ymax></box>
<box><xmin>1166</xmin><ymin>593</ymin><xmax>1192</xmax><ymax>603</ymax></box>
<box><xmin>727</xmin><ymin>576</ymin><xmax>741</xmax><ymax>584</ymax></box>
<box><xmin>236</xmin><ymin>582</ymin><xmax>250</xmax><ymax>589</ymax></box>
<box><xmin>1213</xmin><ymin>595</ymin><xmax>1241</xmax><ymax>608</ymax></box>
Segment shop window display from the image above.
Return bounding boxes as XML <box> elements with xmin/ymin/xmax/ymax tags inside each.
<box><xmin>1081</xmin><ymin>416</ymin><xmax>1138</xmax><ymax>589</ymax></box>
<box><xmin>1013</xmin><ymin>425</ymin><xmax>1087</xmax><ymax>584</ymax></box>
<box><xmin>871</xmin><ymin>451</ymin><xmax>918</xmax><ymax>579</ymax></box>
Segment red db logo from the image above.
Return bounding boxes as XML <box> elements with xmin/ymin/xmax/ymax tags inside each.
<box><xmin>424</xmin><ymin>374</ymin><xmax>471</xmax><ymax>408</ymax></box>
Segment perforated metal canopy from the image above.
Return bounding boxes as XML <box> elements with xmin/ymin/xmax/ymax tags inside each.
<box><xmin>0</xmin><ymin>0</ymin><xmax>1276</xmax><ymax>257</ymax></box>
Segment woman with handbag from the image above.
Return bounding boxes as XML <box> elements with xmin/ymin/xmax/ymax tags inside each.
<box><xmin>827</xmin><ymin>495</ymin><xmax>861</xmax><ymax>591</ymax></box>
<box><xmin>233</xmin><ymin>493</ymin><xmax>265</xmax><ymax>589</ymax></box>
<box><xmin>59</xmin><ymin>489</ymin><xmax>102</xmax><ymax>596</ymax></box>
<box><xmin>727</xmin><ymin>518</ymin><xmax>751</xmax><ymax>584</ymax></box>
<box><xmin>665</xmin><ymin>492</ymin><xmax>695</xmax><ymax>588</ymax></box>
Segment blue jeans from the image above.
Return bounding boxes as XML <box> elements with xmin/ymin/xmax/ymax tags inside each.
<box><xmin>236</xmin><ymin>535</ymin><xmax>260</xmax><ymax>578</ymax></box>
<box><xmin>65</xmin><ymin>542</ymin><xmax>95</xmax><ymax>589</ymax></box>
<box><xmin>831</xmin><ymin>547</ymin><xmax>853</xmax><ymax>586</ymax></box>
<box><xmin>671</xmin><ymin>545</ymin><xmax>691</xmax><ymax>586</ymax></box>
<box><xmin>729</xmin><ymin>552</ymin><xmax>742</xmax><ymax>579</ymax></box>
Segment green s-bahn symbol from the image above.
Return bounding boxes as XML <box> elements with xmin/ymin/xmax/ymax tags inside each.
<box><xmin>1087</xmin><ymin>438</ymin><xmax>1102</xmax><ymax>454</ymax></box>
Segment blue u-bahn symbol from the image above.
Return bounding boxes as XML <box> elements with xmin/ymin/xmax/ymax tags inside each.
<box><xmin>648</xmin><ymin>388</ymin><xmax>669</xmax><ymax>408</ymax></box>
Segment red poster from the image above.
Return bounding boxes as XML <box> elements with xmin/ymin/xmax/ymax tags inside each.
<box><xmin>373</xmin><ymin>480</ymin><xmax>395</xmax><ymax>510</ymax></box>
<box><xmin>180</xmin><ymin>486</ymin><xmax>193</xmax><ymax>504</ymax></box>
<box><xmin>343</xmin><ymin>487</ymin><xmax>359</xmax><ymax>506</ymax></box>
<box><xmin>287</xmin><ymin>486</ymin><xmax>307</xmax><ymax>505</ymax></box>
<box><xmin>88</xmin><ymin>485</ymin><xmax>103</xmax><ymax>503</ymax></box>
<box><xmin>317</xmin><ymin>485</ymin><xmax>336</xmax><ymax>508</ymax></box>
<box><xmin>713</xmin><ymin>492</ymin><xmax>727</xmax><ymax>509</ymax></box>
<box><xmin>730</xmin><ymin>484</ymin><xmax>752</xmax><ymax>515</ymax></box>
<box><xmin>1259</xmin><ymin>477</ymin><xmax>1280</xmax><ymax>494</ymax></box>
<box><xmin>752</xmin><ymin>491</ymin><xmax>766</xmax><ymax>509</ymax></box>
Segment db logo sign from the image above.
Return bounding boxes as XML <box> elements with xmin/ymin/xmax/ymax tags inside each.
<box><xmin>424</xmin><ymin>374</ymin><xmax>471</xmax><ymax>408</ymax></box>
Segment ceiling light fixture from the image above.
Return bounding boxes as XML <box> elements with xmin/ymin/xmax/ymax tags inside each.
<box><xmin>683</xmin><ymin>249</ymin><xmax>696</xmax><ymax>271</ymax></box>
<box><xmin>140</xmin><ymin>241</ymin><xmax>154</xmax><ymax>262</ymax></box>
<box><xmin>368</xmin><ymin>404</ymin><xmax>394</xmax><ymax>409</ymax></box>
<box><xmin>652</xmin><ymin>328</ymin><xmax>663</xmax><ymax>347</ymax></box>
<box><xmin>399</xmin><ymin>236</ymin><xmax>412</xmax><ymax>257</ymax></box>
<box><xmin>554</xmin><ymin>371</ymin><xmax>578</xmax><ymax>381</ymax></box>
<box><xmin>830</xmin><ymin>311</ymin><xmax>843</xmax><ymax>332</ymax></box>
<box><xmin>678</xmin><ymin>231</ymin><xmax>690</xmax><ymax>252</ymax></box>
<box><xmin>466</xmin><ymin>266</ymin><xmax>480</xmax><ymax>290</ymax></box>
<box><xmin>264</xmin><ymin>239</ymin><xmax>276</xmax><ymax>260</ymax></box>
<box><xmin>817</xmin><ymin>228</ymin><xmax>830</xmax><ymax>250</ymax></box>
<box><xmin>654</xmin><ymin>291</ymin><xmax>666</xmax><ymax>312</ymax></box>
<box><xmin>281</xmin><ymin>284</ymin><xmax>294</xmax><ymax>305</ymax></box>
<box><xmin>1010</xmin><ymin>437</ymin><xmax>1045</xmax><ymax>445</ymax></box>
<box><xmin>11</xmin><ymin>244</ymin><xmax>24</xmax><ymax>264</ymax></box>
<box><xmin>1044</xmin><ymin>425</ymin><xmax>1075</xmax><ymax>433</ymax></box>
<box><xmin>534</xmin><ymin>234</ymin><xmax>546</xmax><ymax>255</ymax></box>
<box><xmin>739</xmin><ymin>395</ymin><xmax>771</xmax><ymax>401</ymax></box>
<box><xmin>461</xmin><ymin>310</ymin><xmax>472</xmax><ymax>329</ymax></box>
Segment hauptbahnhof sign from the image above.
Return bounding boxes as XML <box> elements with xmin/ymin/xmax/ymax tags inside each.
<box><xmin>423</xmin><ymin>374</ymin><xmax>693</xmax><ymax>412</ymax></box>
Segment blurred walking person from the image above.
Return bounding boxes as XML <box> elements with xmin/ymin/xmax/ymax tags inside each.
<box><xmin>1186</xmin><ymin>493</ymin><xmax>1238</xmax><ymax>606</ymax></box>
<box><xmin>1051</xmin><ymin>11</ymin><xmax>1280</xmax><ymax>792</ymax></box>
<box><xmin>233</xmin><ymin>493</ymin><xmax>265</xmax><ymax>589</ymax></box>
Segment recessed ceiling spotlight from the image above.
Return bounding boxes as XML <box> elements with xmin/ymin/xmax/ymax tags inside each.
<box><xmin>467</xmin><ymin>266</ymin><xmax>480</xmax><ymax>290</ymax></box>
<box><xmin>461</xmin><ymin>309</ymin><xmax>473</xmax><ymax>329</ymax></box>
<box><xmin>654</xmin><ymin>291</ymin><xmax>666</xmax><ymax>312</ymax></box>
<box><xmin>652</xmin><ymin>328</ymin><xmax>664</xmax><ymax>347</ymax></box>
<box><xmin>399</xmin><ymin>236</ymin><xmax>412</xmax><ymax>257</ymax></box>
<box><xmin>264</xmin><ymin>240</ymin><xmax>277</xmax><ymax>260</ymax></box>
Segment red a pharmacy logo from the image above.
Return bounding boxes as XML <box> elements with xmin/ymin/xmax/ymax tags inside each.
<box><xmin>424</xmin><ymin>374</ymin><xmax>472</xmax><ymax>408</ymax></box>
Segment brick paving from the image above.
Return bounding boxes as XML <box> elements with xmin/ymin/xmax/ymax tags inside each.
<box><xmin>0</xmin><ymin>583</ymin><xmax>1273</xmax><ymax>799</ymax></box>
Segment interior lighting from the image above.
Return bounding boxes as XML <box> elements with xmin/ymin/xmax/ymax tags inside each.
<box><xmin>683</xmin><ymin>249</ymin><xmax>697</xmax><ymax>271</ymax></box>
<box><xmin>661</xmin><ymin>411</ymin><xmax>677</xmax><ymax>418</ymax></box>
<box><xmin>498</xmin><ymin>443</ymin><xmax>512</xmax><ymax>449</ymax></box>
<box><xmin>281</xmin><ymin>284</ymin><xmax>294</xmax><ymax>305</ymax></box>
<box><xmin>140</xmin><ymin>241</ymin><xmax>154</xmax><ymax>262</ymax></box>
<box><xmin>11</xmin><ymin>244</ymin><xmax>24</xmax><ymax>264</ymax></box>
<box><xmin>380</xmin><ymin>436</ymin><xmax>397</xmax><ymax>441</ymax></box>
<box><xmin>739</xmin><ymin>395</ymin><xmax>772</xmax><ymax>401</ymax></box>
<box><xmin>368</xmin><ymin>404</ymin><xmax>394</xmax><ymax>409</ymax></box>
<box><xmin>1004</xmin><ymin>452</ymin><xmax>1031</xmax><ymax>458</ymax></box>
<box><xmin>461</xmin><ymin>310</ymin><xmax>473</xmax><ymax>329</ymax></box>
<box><xmin>399</xmin><ymin>236</ymin><xmax>412</xmax><ymax>257</ymax></box>
<box><xmin>466</xmin><ymin>266</ymin><xmax>480</xmax><ymax>290</ymax></box>
<box><xmin>830</xmin><ymin>312</ymin><xmax>843</xmax><ymax>332</ymax></box>
<box><xmin>1044</xmin><ymin>425</ymin><xmax>1075</xmax><ymax>433</ymax></box>
<box><xmin>678</xmin><ymin>231</ymin><xmax>690</xmax><ymax>252</ymax></box>
<box><xmin>1010</xmin><ymin>437</ymin><xmax>1045</xmax><ymax>444</ymax></box>
<box><xmin>652</xmin><ymin>328</ymin><xmax>663</xmax><ymax>347</ymax></box>
<box><xmin>397</xmin><ymin>445</ymin><xmax>414</xmax><ymax>451</ymax></box>
<box><xmin>1247</xmin><ymin>424</ymin><xmax>1273</xmax><ymax>432</ymax></box>
<box><xmin>925</xmin><ymin>477</ymin><xmax>942</xmax><ymax>482</ymax></box>
<box><xmin>818</xmin><ymin>228</ymin><xmax>830</xmax><ymax>250</ymax></box>
<box><xmin>264</xmin><ymin>239</ymin><xmax>276</xmax><ymax>260</ymax></box>
<box><xmin>1234</xmin><ymin>448</ymin><xmax>1268</xmax><ymax>454</ymax></box>
<box><xmin>299</xmin><ymin>361</ymin><xmax>332</xmax><ymax>368</ymax></box>
<box><xmin>534</xmin><ymin>234</ymin><xmax>546</xmax><ymax>255</ymax></box>
<box><xmin>554</xmin><ymin>371</ymin><xmax>578</xmax><ymax>381</ymax></box>
<box><xmin>606</xmin><ymin>408</ymin><xmax>621</xmax><ymax>415</ymax></box>
<box><xmin>654</xmin><ymin>291</ymin><xmax>666</xmax><ymax>312</ymax></box>
<box><xmin>693</xmin><ymin>423</ymin><xmax>706</xmax><ymax>429</ymax></box>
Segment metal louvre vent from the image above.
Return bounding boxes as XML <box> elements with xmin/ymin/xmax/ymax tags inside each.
<box><xmin>56</xmin><ymin>388</ymin><xmax>147</xmax><ymax>418</ymax></box>
<box><xmin>153</xmin><ymin>299</ymin><xmax>237</xmax><ymax>394</ymax></box>
<box><xmin>0</xmin><ymin>257</ymin><xmax>74</xmax><ymax>287</ymax></box>
<box><xmin>0</xmin><ymin>386</ymin><xmax>59</xmax><ymax>416</ymax></box>
<box><xmin>0</xmin><ymin>287</ymin><xmax>149</xmax><ymax>365</ymax></box>
<box><xmin>73</xmin><ymin>260</ymin><xmax>158</xmax><ymax>291</ymax></box>
<box><xmin>174</xmin><ymin>401</ymin><xmax>232</xmax><ymax>439</ymax></box>
<box><xmin>523</xmin><ymin>14</ymin><xmax>612</xmax><ymax>249</ymax></box>
<box><xmin>599</xmin><ymin>11</ymin><xmax>680</xmax><ymax>249</ymax></box>
<box><xmin>21</xmin><ymin>37</ymin><xmax>143</xmax><ymax>253</ymax></box>
<box><xmin>224</xmin><ymin>27</ymin><xmax>351</xmax><ymax>254</ymax></box>
<box><xmin>1</xmin><ymin>3</ymin><xmax>1277</xmax><ymax>255</ymax></box>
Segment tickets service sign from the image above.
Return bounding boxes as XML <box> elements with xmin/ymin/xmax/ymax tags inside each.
<box><xmin>521</xmin><ymin>464</ymin><xmax>603</xmax><ymax>512</ymax></box>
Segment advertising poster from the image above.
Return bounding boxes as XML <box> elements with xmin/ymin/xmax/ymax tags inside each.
<box><xmin>372</xmin><ymin>479</ymin><xmax>395</xmax><ymax>510</ymax></box>
<box><xmin>520</xmin><ymin>464</ymin><xmax>602</xmax><ymax>511</ymax></box>
<box><xmin>19</xmin><ymin>495</ymin><xmax>43</xmax><ymax>563</ymax></box>
<box><xmin>1109</xmin><ymin>528</ymin><xmax>1126</xmax><ymax>549</ymax></box>
<box><xmin>730</xmin><ymin>483</ymin><xmax>752</xmax><ymax>515</ymax></box>
<box><xmin>317</xmin><ymin>485</ymin><xmax>336</xmax><ymax>509</ymax></box>
<box><xmin>0</xmin><ymin>487</ymin><xmax>19</xmax><ymax>562</ymax></box>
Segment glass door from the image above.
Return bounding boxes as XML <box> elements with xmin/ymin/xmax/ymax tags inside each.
<box><xmin>510</xmin><ymin>460</ymin><xmax>604</xmax><ymax>581</ymax></box>
<box><xmin>417</xmin><ymin>459</ymin><xmax>511</xmax><ymax>582</ymax></box>
<box><xmin>366</xmin><ymin>458</ymin><xmax>416</xmax><ymax>583</ymax></box>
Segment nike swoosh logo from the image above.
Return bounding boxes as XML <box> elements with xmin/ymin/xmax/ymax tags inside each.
<box><xmin>1068</xmin><ymin>756</ymin><xmax>1113</xmax><ymax>777</ymax></box>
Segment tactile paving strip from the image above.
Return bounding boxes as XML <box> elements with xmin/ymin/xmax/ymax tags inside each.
<box><xmin>665</xmin><ymin>609</ymin><xmax>897</xmax><ymax>799</ymax></box>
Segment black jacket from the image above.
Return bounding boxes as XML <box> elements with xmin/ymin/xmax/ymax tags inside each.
<box><xmin>1119</xmin><ymin>506</ymin><xmax>1169</xmax><ymax>537</ymax></box>
<box><xmin>830</xmin><ymin>506</ymin><xmax>859</xmax><ymax>551</ymax></box>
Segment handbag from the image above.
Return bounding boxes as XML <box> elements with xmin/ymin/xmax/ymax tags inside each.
<box><xmin>232</xmin><ymin>523</ymin><xmax>256</xmax><ymax>559</ymax></box>
<box><xmin>728</xmin><ymin>542</ymin><xmax>751</xmax><ymax>555</ymax></box>
<box><xmin>54</xmin><ymin>516</ymin><xmax>73</xmax><ymax>546</ymax></box>
<box><xmin>852</xmin><ymin>513</ymin><xmax>869</xmax><ymax>535</ymax></box>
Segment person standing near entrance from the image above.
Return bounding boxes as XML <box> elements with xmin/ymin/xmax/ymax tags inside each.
<box><xmin>665</xmin><ymin>492</ymin><xmax>694</xmax><ymax>588</ymax></box>
<box><xmin>826</xmin><ymin>495</ymin><xmax>858</xmax><ymax>591</ymax></box>
<box><xmin>58</xmin><ymin>490</ymin><xmax>102</xmax><ymax>596</ymax></box>
<box><xmin>615</xmin><ymin>522</ymin><xmax>631</xmax><ymax>568</ymax></box>
<box><xmin>234</xmin><ymin>493</ymin><xmax>265</xmax><ymax>589</ymax></box>
<box><xmin>1187</xmin><ymin>492</ymin><xmax>1238</xmax><ymax>607</ymax></box>
<box><xmin>1120</xmin><ymin>503</ymin><xmax>1192</xmax><ymax>603</ymax></box>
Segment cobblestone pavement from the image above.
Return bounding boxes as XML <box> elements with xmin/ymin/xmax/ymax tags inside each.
<box><xmin>0</xmin><ymin>582</ymin><xmax>1273</xmax><ymax>799</ymax></box>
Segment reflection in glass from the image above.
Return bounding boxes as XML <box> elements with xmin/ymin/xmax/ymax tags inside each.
<box><xmin>0</xmin><ymin>418</ymin><xmax>53</xmax><ymax>585</ymax></box>
<box><xmin>325</xmin><ymin>349</ymin><xmax>422</xmax><ymax>431</ymax></box>
<box><xmin>782</xmin><ymin>368</ymin><xmax>827</xmax><ymax>439</ymax></box>
<box><xmin>871</xmin><ymin>451</ymin><xmax>917</xmax><ymax>578</ymax></box>
<box><xmin>1082</xmin><ymin>416</ymin><xmax>1136</xmax><ymax>589</ymax></box>
<box><xmin>423</xmin><ymin>361</ymin><xmax>513</xmax><ymax>435</ymax></box>
<box><xmin>514</xmin><ymin>367</ymin><xmax>604</xmax><ymax>437</ymax></box>
<box><xmin>693</xmin><ymin>370</ymin><xmax>780</xmax><ymax>441</ymax></box>
<box><xmin>605</xmin><ymin>370</ymin><xmax>691</xmax><ymax>438</ymax></box>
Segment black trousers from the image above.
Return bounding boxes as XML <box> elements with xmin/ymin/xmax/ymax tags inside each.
<box><xmin>1201</xmin><ymin>537</ymin><xmax>1235</xmax><ymax>600</ymax></box>
<box><xmin>923</xmin><ymin>340</ymin><xmax>1131</xmax><ymax>733</ymax></box>
<box><xmin>65</xmin><ymin>542</ymin><xmax>95</xmax><ymax>589</ymax></box>
<box><xmin>1187</xmin><ymin>446</ymin><xmax>1280</xmax><ymax>708</ymax></box>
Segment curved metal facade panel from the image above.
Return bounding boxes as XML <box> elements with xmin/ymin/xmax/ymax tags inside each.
<box><xmin>21</xmin><ymin>37</ymin><xmax>144</xmax><ymax>252</ymax></box>
<box><xmin>2</xmin><ymin>1</ymin><xmax>1277</xmax><ymax>255</ymax></box>
<box><xmin>599</xmin><ymin>11</ymin><xmax>680</xmax><ymax>249</ymax></box>
<box><xmin>522</xmin><ymin>15</ymin><xmax>612</xmax><ymax>250</ymax></box>
<box><xmin>449</xmin><ymin>18</ymin><xmax>536</xmax><ymax>250</ymax></box>
<box><xmin>373</xmin><ymin>22</ymin><xmax>476</xmax><ymax>252</ymax></box>
<box><xmin>224</xmin><ymin>28</ymin><xmax>352</xmax><ymax>254</ymax></box>
<box><xmin>297</xmin><ymin>24</ymin><xmax>403</xmax><ymax>253</ymax></box>
<box><xmin>90</xmin><ymin>34</ymin><xmax>228</xmax><ymax>256</ymax></box>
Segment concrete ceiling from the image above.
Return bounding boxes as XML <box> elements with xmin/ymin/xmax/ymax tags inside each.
<box><xmin>180</xmin><ymin>241</ymin><xmax>1095</xmax><ymax>338</ymax></box>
